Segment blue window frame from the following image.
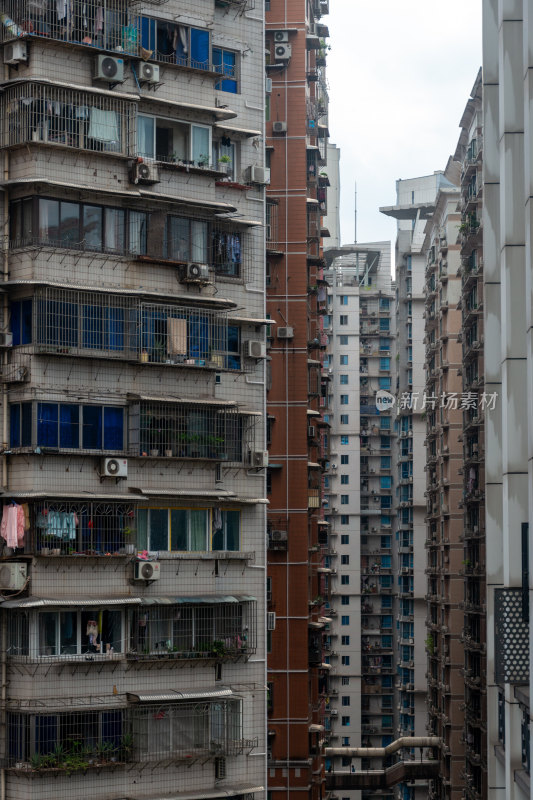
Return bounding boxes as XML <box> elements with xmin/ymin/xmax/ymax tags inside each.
<box><xmin>340</xmin><ymin>355</ymin><xmax>348</xmax><ymax>365</ymax></box>
<box><xmin>379</xmin><ymin>377</ymin><xmax>391</xmax><ymax>390</ymax></box>
<box><xmin>340</xmin><ymin>395</ymin><xmax>349</xmax><ymax>405</ymax></box>
<box><xmin>380</xmin><ymin>357</ymin><xmax>390</xmax><ymax>370</ymax></box>
<box><xmin>379</xmin><ymin>337</ymin><xmax>390</xmax><ymax>350</ymax></box>
<box><xmin>212</xmin><ymin>47</ymin><xmax>238</xmax><ymax>92</ymax></box>
<box><xmin>341</xmin><ymin>616</ymin><xmax>349</xmax><ymax>625</ymax></box>
<box><xmin>11</xmin><ymin>403</ymin><xmax>124</xmax><ymax>451</ymax></box>
<box><xmin>380</xmin><ymin>476</ymin><xmax>392</xmax><ymax>489</ymax></box>
<box><xmin>341</xmin><ymin>655</ymin><xmax>350</xmax><ymax>665</ymax></box>
<box><xmin>340</xmin><ymin>295</ymin><xmax>348</xmax><ymax>305</ymax></box>
<box><xmin>380</xmin><ymin>456</ymin><xmax>391</xmax><ymax>469</ymax></box>
<box><xmin>9</xmin><ymin>403</ymin><xmax>32</xmax><ymax>448</ymax></box>
<box><xmin>379</xmin><ymin>297</ymin><xmax>390</xmax><ymax>310</ymax></box>
<box><xmin>340</xmin><ymin>374</ymin><xmax>348</xmax><ymax>384</ymax></box>
<box><xmin>379</xmin><ymin>318</ymin><xmax>390</xmax><ymax>331</ymax></box>
<box><xmin>140</xmin><ymin>19</ymin><xmax>210</xmax><ymax>70</ymax></box>
<box><xmin>340</xmin><ymin>435</ymin><xmax>349</xmax><ymax>445</ymax></box>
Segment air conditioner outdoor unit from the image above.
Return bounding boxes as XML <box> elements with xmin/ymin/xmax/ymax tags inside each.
<box><xmin>278</xmin><ymin>326</ymin><xmax>294</xmax><ymax>339</ymax></box>
<box><xmin>184</xmin><ymin>263</ymin><xmax>210</xmax><ymax>282</ymax></box>
<box><xmin>130</xmin><ymin>160</ymin><xmax>160</xmax><ymax>185</ymax></box>
<box><xmin>273</xmin><ymin>30</ymin><xmax>290</xmax><ymax>42</ymax></box>
<box><xmin>244</xmin><ymin>339</ymin><xmax>266</xmax><ymax>359</ymax></box>
<box><xmin>275</xmin><ymin>43</ymin><xmax>292</xmax><ymax>60</ymax></box>
<box><xmin>273</xmin><ymin>121</ymin><xmax>288</xmax><ymax>133</ymax></box>
<box><xmin>0</xmin><ymin>332</ymin><xmax>13</xmax><ymax>347</ymax></box>
<box><xmin>267</xmin><ymin>611</ymin><xmax>276</xmax><ymax>630</ymax></box>
<box><xmin>271</xmin><ymin>530</ymin><xmax>287</xmax><ymax>542</ymax></box>
<box><xmin>94</xmin><ymin>55</ymin><xmax>124</xmax><ymax>83</ymax></box>
<box><xmin>251</xmin><ymin>450</ymin><xmax>269</xmax><ymax>468</ymax></box>
<box><xmin>134</xmin><ymin>560</ymin><xmax>161</xmax><ymax>581</ymax></box>
<box><xmin>101</xmin><ymin>457</ymin><xmax>128</xmax><ymax>478</ymax></box>
<box><xmin>247</xmin><ymin>165</ymin><xmax>271</xmax><ymax>185</ymax></box>
<box><xmin>137</xmin><ymin>61</ymin><xmax>160</xmax><ymax>84</ymax></box>
<box><xmin>4</xmin><ymin>41</ymin><xmax>28</xmax><ymax>65</ymax></box>
<box><xmin>0</xmin><ymin>562</ymin><xmax>27</xmax><ymax>591</ymax></box>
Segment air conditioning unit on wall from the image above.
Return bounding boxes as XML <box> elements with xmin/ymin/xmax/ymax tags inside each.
<box><xmin>94</xmin><ymin>55</ymin><xmax>124</xmax><ymax>83</ymax></box>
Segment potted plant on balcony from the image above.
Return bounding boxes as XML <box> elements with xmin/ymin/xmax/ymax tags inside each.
<box><xmin>217</xmin><ymin>154</ymin><xmax>231</xmax><ymax>175</ymax></box>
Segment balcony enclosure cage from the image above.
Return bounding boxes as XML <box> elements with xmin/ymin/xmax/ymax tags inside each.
<box><xmin>0</xmin><ymin>81</ymin><xmax>136</xmax><ymax>156</ymax></box>
<box><xmin>6</xmin><ymin>501</ymin><xmax>250</xmax><ymax>556</ymax></box>
<box><xmin>6</xmin><ymin>599</ymin><xmax>257</xmax><ymax>661</ymax></box>
<box><xmin>11</xmin><ymin>287</ymin><xmax>255</xmax><ymax>371</ymax></box>
<box><xmin>6</xmin><ymin>698</ymin><xmax>255</xmax><ymax>770</ymax></box>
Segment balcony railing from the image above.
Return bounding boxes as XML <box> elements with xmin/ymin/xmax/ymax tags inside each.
<box><xmin>495</xmin><ymin>587</ymin><xmax>529</xmax><ymax>684</ymax></box>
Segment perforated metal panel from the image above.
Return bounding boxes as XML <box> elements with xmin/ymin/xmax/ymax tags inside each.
<box><xmin>494</xmin><ymin>588</ymin><xmax>530</xmax><ymax>684</ymax></box>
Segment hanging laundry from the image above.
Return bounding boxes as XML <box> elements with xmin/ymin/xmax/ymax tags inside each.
<box><xmin>0</xmin><ymin>504</ymin><xmax>24</xmax><ymax>548</ymax></box>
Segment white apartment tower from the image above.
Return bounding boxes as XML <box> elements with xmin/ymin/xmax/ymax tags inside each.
<box><xmin>0</xmin><ymin>2</ymin><xmax>267</xmax><ymax>799</ymax></box>
<box><xmin>482</xmin><ymin>1</ymin><xmax>533</xmax><ymax>798</ymax></box>
<box><xmin>323</xmin><ymin>242</ymin><xmax>395</xmax><ymax>800</ymax></box>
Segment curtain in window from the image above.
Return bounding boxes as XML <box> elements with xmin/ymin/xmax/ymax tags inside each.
<box><xmin>38</xmin><ymin>198</ymin><xmax>59</xmax><ymax>243</ymax></box>
<box><xmin>191</xmin><ymin>126</ymin><xmax>209</xmax><ymax>164</ymax></box>
<box><xmin>188</xmin><ymin>316</ymin><xmax>209</xmax><ymax>359</ymax></box>
<box><xmin>82</xmin><ymin>206</ymin><xmax>102</xmax><ymax>250</ymax></box>
<box><xmin>129</xmin><ymin>211</ymin><xmax>147</xmax><ymax>255</ymax></box>
<box><xmin>191</xmin><ymin>220</ymin><xmax>208</xmax><ymax>261</ymax></box>
<box><xmin>60</xmin><ymin>404</ymin><xmax>79</xmax><ymax>448</ymax></box>
<box><xmin>190</xmin><ymin>28</ymin><xmax>209</xmax><ymax>69</ymax></box>
<box><xmin>83</xmin><ymin>406</ymin><xmax>102</xmax><ymax>450</ymax></box>
<box><xmin>137</xmin><ymin>115</ymin><xmax>154</xmax><ymax>159</ymax></box>
<box><xmin>103</xmin><ymin>407</ymin><xmax>123</xmax><ymax>450</ymax></box>
<box><xmin>88</xmin><ymin>109</ymin><xmax>119</xmax><ymax>144</ymax></box>
<box><xmin>37</xmin><ymin>403</ymin><xmax>58</xmax><ymax>447</ymax></box>
<box><xmin>190</xmin><ymin>509</ymin><xmax>206</xmax><ymax>551</ymax></box>
<box><xmin>104</xmin><ymin>208</ymin><xmax>125</xmax><ymax>252</ymax></box>
<box><xmin>168</xmin><ymin>217</ymin><xmax>189</xmax><ymax>261</ymax></box>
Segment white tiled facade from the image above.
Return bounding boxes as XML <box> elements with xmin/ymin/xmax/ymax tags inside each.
<box><xmin>0</xmin><ymin>2</ymin><xmax>267</xmax><ymax>798</ymax></box>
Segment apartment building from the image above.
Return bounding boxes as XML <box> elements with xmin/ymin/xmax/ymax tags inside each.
<box><xmin>421</xmin><ymin>174</ymin><xmax>465</xmax><ymax>800</ymax></box>
<box><xmin>482</xmin><ymin>1</ymin><xmax>533</xmax><ymax>797</ymax></box>
<box><xmin>323</xmin><ymin>242</ymin><xmax>395</xmax><ymax>800</ymax></box>
<box><xmin>455</xmin><ymin>70</ymin><xmax>487</xmax><ymax>800</ymax></box>
<box><xmin>265</xmin><ymin>0</ymin><xmax>330</xmax><ymax>798</ymax></box>
<box><xmin>0</xmin><ymin>1</ymin><xmax>267</xmax><ymax>799</ymax></box>
<box><xmin>381</xmin><ymin>172</ymin><xmax>451</xmax><ymax>800</ymax></box>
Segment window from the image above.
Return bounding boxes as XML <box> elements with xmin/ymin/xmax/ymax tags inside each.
<box><xmin>341</xmin><ymin>495</ymin><xmax>349</xmax><ymax>505</ymax></box>
<box><xmin>212</xmin><ymin>47</ymin><xmax>238</xmax><ymax>92</ymax></box>
<box><xmin>380</xmin><ymin>476</ymin><xmax>392</xmax><ymax>489</ymax></box>
<box><xmin>341</xmin><ymin>534</ymin><xmax>349</xmax><ymax>543</ymax></box>
<box><xmin>10</xmin><ymin>300</ymin><xmax>32</xmax><ymax>346</ymax></box>
<box><xmin>340</xmin><ymin>395</ymin><xmax>349</xmax><ymax>405</ymax></box>
<box><xmin>379</xmin><ymin>318</ymin><xmax>390</xmax><ymax>331</ymax></box>
<box><xmin>341</xmin><ymin>716</ymin><xmax>350</xmax><ymax>726</ymax></box>
<box><xmin>138</xmin><ymin>115</ymin><xmax>212</xmax><ymax>166</ymax></box>
<box><xmin>340</xmin><ymin>515</ymin><xmax>349</xmax><ymax>525</ymax></box>
<box><xmin>342</xmin><ymin>737</ymin><xmax>350</xmax><ymax>746</ymax></box>
<box><xmin>341</xmin><ymin>454</ymin><xmax>349</xmax><ymax>464</ymax></box>
<box><xmin>340</xmin><ymin>475</ymin><xmax>349</xmax><ymax>485</ymax></box>
<box><xmin>341</xmin><ymin>635</ymin><xmax>350</xmax><ymax>645</ymax></box>
<box><xmin>340</xmin><ymin>296</ymin><xmax>348</xmax><ymax>305</ymax></box>
<box><xmin>379</xmin><ymin>337</ymin><xmax>390</xmax><ymax>351</ymax></box>
<box><xmin>11</xmin><ymin>403</ymin><xmax>124</xmax><ymax>451</ymax></box>
<box><xmin>341</xmin><ymin>595</ymin><xmax>349</xmax><ymax>605</ymax></box>
<box><xmin>340</xmin><ymin>375</ymin><xmax>348</xmax><ymax>384</ymax></box>
<box><xmin>341</xmin><ymin>696</ymin><xmax>351</xmax><ymax>706</ymax></box>
<box><xmin>380</xmin><ymin>357</ymin><xmax>390</xmax><ymax>370</ymax></box>
<box><xmin>379</xmin><ymin>377</ymin><xmax>391</xmax><ymax>390</ymax></box>
<box><xmin>38</xmin><ymin>608</ymin><xmax>123</xmax><ymax>656</ymax></box>
<box><xmin>379</xmin><ymin>297</ymin><xmax>390</xmax><ymax>310</ymax></box>
<box><xmin>381</xmin><ymin>456</ymin><xmax>391</xmax><ymax>469</ymax></box>
<box><xmin>380</xmin><ymin>416</ymin><xmax>391</xmax><ymax>430</ymax></box>
<box><xmin>341</xmin><ymin>656</ymin><xmax>350</xmax><ymax>665</ymax></box>
<box><xmin>341</xmin><ymin>616</ymin><xmax>349</xmax><ymax>625</ymax></box>
<box><xmin>342</xmin><ymin>677</ymin><xmax>350</xmax><ymax>686</ymax></box>
<box><xmin>137</xmin><ymin>508</ymin><xmax>240</xmax><ymax>552</ymax></box>
<box><xmin>340</xmin><ymin>415</ymin><xmax>349</xmax><ymax>425</ymax></box>
<box><xmin>340</xmin><ymin>435</ymin><xmax>349</xmax><ymax>445</ymax></box>
<box><xmin>340</xmin><ymin>355</ymin><xmax>348</xmax><ymax>365</ymax></box>
<box><xmin>140</xmin><ymin>19</ymin><xmax>210</xmax><ymax>69</ymax></box>
<box><xmin>341</xmin><ymin>575</ymin><xmax>349</xmax><ymax>585</ymax></box>
<box><xmin>340</xmin><ymin>335</ymin><xmax>348</xmax><ymax>345</ymax></box>
<box><xmin>341</xmin><ymin>555</ymin><xmax>350</xmax><ymax>565</ymax></box>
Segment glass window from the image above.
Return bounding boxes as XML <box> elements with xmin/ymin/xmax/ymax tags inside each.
<box><xmin>341</xmin><ymin>617</ymin><xmax>349</xmax><ymax>626</ymax></box>
<box><xmin>340</xmin><ymin>296</ymin><xmax>348</xmax><ymax>305</ymax></box>
<box><xmin>340</xmin><ymin>395</ymin><xmax>349</xmax><ymax>405</ymax></box>
<box><xmin>10</xmin><ymin>299</ymin><xmax>33</xmax><ymax>346</ymax></box>
<box><xmin>341</xmin><ymin>554</ymin><xmax>349</xmax><ymax>564</ymax></box>
<box><xmin>105</xmin><ymin>208</ymin><xmax>125</xmax><ymax>253</ymax></box>
<box><xmin>213</xmin><ymin>47</ymin><xmax>238</xmax><ymax>93</ymax></box>
<box><xmin>341</xmin><ymin>455</ymin><xmax>349</xmax><ymax>464</ymax></box>
<box><xmin>82</xmin><ymin>206</ymin><xmax>102</xmax><ymax>250</ymax></box>
<box><xmin>340</xmin><ymin>374</ymin><xmax>348</xmax><ymax>384</ymax></box>
<box><xmin>341</xmin><ymin>475</ymin><xmax>349</xmax><ymax>484</ymax></box>
<box><xmin>339</xmin><ymin>315</ymin><xmax>348</xmax><ymax>326</ymax></box>
<box><xmin>341</xmin><ymin>495</ymin><xmax>349</xmax><ymax>505</ymax></box>
<box><xmin>340</xmin><ymin>355</ymin><xmax>348</xmax><ymax>365</ymax></box>
<box><xmin>341</xmin><ymin>635</ymin><xmax>350</xmax><ymax>645</ymax></box>
<box><xmin>340</xmin><ymin>436</ymin><xmax>349</xmax><ymax>445</ymax></box>
<box><xmin>341</xmin><ymin>595</ymin><xmax>349</xmax><ymax>605</ymax></box>
<box><xmin>138</xmin><ymin>508</ymin><xmax>210</xmax><ymax>551</ymax></box>
<box><xmin>379</xmin><ymin>377</ymin><xmax>391</xmax><ymax>390</ymax></box>
<box><xmin>341</xmin><ymin>716</ymin><xmax>350</xmax><ymax>726</ymax></box>
<box><xmin>341</xmin><ymin>575</ymin><xmax>349</xmax><ymax>585</ymax></box>
<box><xmin>340</xmin><ymin>415</ymin><xmax>349</xmax><ymax>425</ymax></box>
<box><xmin>137</xmin><ymin>115</ymin><xmax>155</xmax><ymax>159</ymax></box>
<box><xmin>60</xmin><ymin>202</ymin><xmax>80</xmax><ymax>245</ymax></box>
<box><xmin>341</xmin><ymin>655</ymin><xmax>350</xmax><ymax>665</ymax></box>
<box><xmin>39</xmin><ymin>198</ymin><xmax>59</xmax><ymax>242</ymax></box>
<box><xmin>340</xmin><ymin>335</ymin><xmax>348</xmax><ymax>345</ymax></box>
<box><xmin>129</xmin><ymin>211</ymin><xmax>148</xmax><ymax>255</ymax></box>
<box><xmin>191</xmin><ymin>125</ymin><xmax>210</xmax><ymax>164</ymax></box>
<box><xmin>212</xmin><ymin>509</ymin><xmax>240</xmax><ymax>551</ymax></box>
<box><xmin>10</xmin><ymin>403</ymin><xmax>32</xmax><ymax>448</ymax></box>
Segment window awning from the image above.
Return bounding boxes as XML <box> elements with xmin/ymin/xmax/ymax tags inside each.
<box><xmin>3</xmin><ymin>178</ymin><xmax>238</xmax><ymax>213</ymax></box>
<box><xmin>307</xmin><ymin>462</ymin><xmax>321</xmax><ymax>469</ymax></box>
<box><xmin>143</xmin><ymin>96</ymin><xmax>238</xmax><ymax>121</ymax></box>
<box><xmin>307</xmin><ymin>409</ymin><xmax>321</xmax><ymax>417</ymax></box>
<box><xmin>228</xmin><ymin>316</ymin><xmax>275</xmax><ymax>326</ymax></box>
<box><xmin>129</xmin><ymin>785</ymin><xmax>264</xmax><ymax>800</ymax></box>
<box><xmin>318</xmin><ymin>616</ymin><xmax>333</xmax><ymax>624</ymax></box>
<box><xmin>1</xmin><ymin>594</ymin><xmax>256</xmax><ymax>609</ymax></box>
<box><xmin>0</xmin><ymin>492</ymin><xmax>146</xmax><ymax>501</ymax></box>
<box><xmin>319</xmin><ymin>662</ymin><xmax>331</xmax><ymax>670</ymax></box>
<box><xmin>127</xmin><ymin>687</ymin><xmax>234</xmax><ymax>703</ymax></box>
<box><xmin>309</xmin><ymin>724</ymin><xmax>325</xmax><ymax>732</ymax></box>
<box><xmin>308</xmin><ymin>621</ymin><xmax>325</xmax><ymax>629</ymax></box>
<box><xmin>214</xmin><ymin>122</ymin><xmax>262</xmax><ymax>138</ymax></box>
<box><xmin>134</xmin><ymin>489</ymin><xmax>268</xmax><ymax>505</ymax></box>
<box><xmin>128</xmin><ymin>394</ymin><xmax>237</xmax><ymax>407</ymax></box>
<box><xmin>317</xmin><ymin>567</ymin><xmax>333</xmax><ymax>574</ymax></box>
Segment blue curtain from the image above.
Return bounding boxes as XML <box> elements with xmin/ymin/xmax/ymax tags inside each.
<box><xmin>60</xmin><ymin>404</ymin><xmax>79</xmax><ymax>449</ymax></box>
<box><xmin>82</xmin><ymin>304</ymin><xmax>103</xmax><ymax>349</ymax></box>
<box><xmin>103</xmin><ymin>407</ymin><xmax>123</xmax><ymax>450</ymax></box>
<box><xmin>227</xmin><ymin>325</ymin><xmax>241</xmax><ymax>370</ymax></box>
<box><xmin>213</xmin><ymin>48</ymin><xmax>237</xmax><ymax>92</ymax></box>
<box><xmin>107</xmin><ymin>307</ymin><xmax>124</xmax><ymax>351</ymax></box>
<box><xmin>190</xmin><ymin>28</ymin><xmax>209</xmax><ymax>69</ymax></box>
<box><xmin>36</xmin><ymin>715</ymin><xmax>57</xmax><ymax>755</ymax></box>
<box><xmin>188</xmin><ymin>315</ymin><xmax>209</xmax><ymax>359</ymax></box>
<box><xmin>10</xmin><ymin>405</ymin><xmax>20</xmax><ymax>448</ymax></box>
<box><xmin>140</xmin><ymin>17</ymin><xmax>156</xmax><ymax>51</ymax></box>
<box><xmin>37</xmin><ymin>403</ymin><xmax>58</xmax><ymax>448</ymax></box>
<box><xmin>83</xmin><ymin>406</ymin><xmax>102</xmax><ymax>450</ymax></box>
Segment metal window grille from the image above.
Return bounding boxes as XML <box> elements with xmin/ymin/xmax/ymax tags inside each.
<box><xmin>130</xmin><ymin>402</ymin><xmax>255</xmax><ymax>462</ymax></box>
<box><xmin>130</xmin><ymin>699</ymin><xmax>253</xmax><ymax>761</ymax></box>
<box><xmin>30</xmin><ymin>287</ymin><xmax>233</xmax><ymax>369</ymax></box>
<box><xmin>266</xmin><ymin>202</ymin><xmax>279</xmax><ymax>250</ymax></box>
<box><xmin>0</xmin><ymin>0</ymin><xmax>136</xmax><ymax>49</ymax></box>
<box><xmin>31</xmin><ymin>500</ymin><xmax>137</xmax><ymax>556</ymax></box>
<box><xmin>7</xmin><ymin>709</ymin><xmax>127</xmax><ymax>770</ymax></box>
<box><xmin>212</xmin><ymin>225</ymin><xmax>249</xmax><ymax>280</ymax></box>
<box><xmin>494</xmin><ymin>587</ymin><xmax>530</xmax><ymax>684</ymax></box>
<box><xmin>129</xmin><ymin>601</ymin><xmax>256</xmax><ymax>659</ymax></box>
<box><xmin>0</xmin><ymin>82</ymin><xmax>136</xmax><ymax>156</ymax></box>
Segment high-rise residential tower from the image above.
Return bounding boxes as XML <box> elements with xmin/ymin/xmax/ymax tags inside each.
<box><xmin>0</xmin><ymin>2</ymin><xmax>267</xmax><ymax>798</ymax></box>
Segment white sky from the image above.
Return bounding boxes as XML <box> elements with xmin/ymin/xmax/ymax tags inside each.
<box><xmin>326</xmin><ymin>0</ymin><xmax>482</xmax><ymax>247</ymax></box>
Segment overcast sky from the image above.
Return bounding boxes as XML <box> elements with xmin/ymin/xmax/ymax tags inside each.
<box><xmin>326</xmin><ymin>1</ymin><xmax>482</xmax><ymax>248</ymax></box>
